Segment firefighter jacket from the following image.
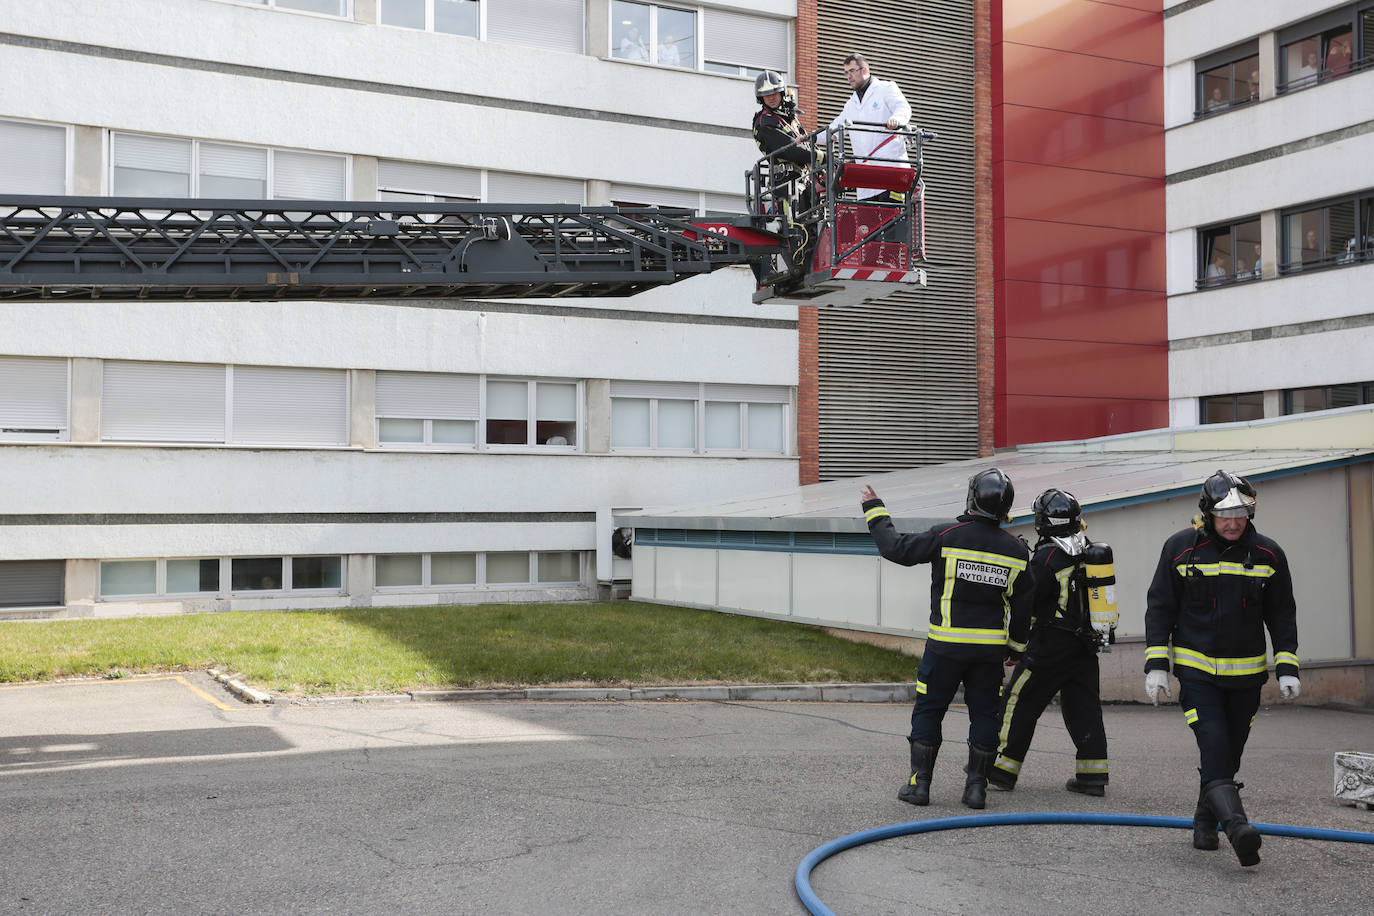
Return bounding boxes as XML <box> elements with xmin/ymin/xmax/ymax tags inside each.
<box><xmin>752</xmin><ymin>104</ymin><xmax>812</xmax><ymax>167</ymax></box>
<box><xmin>1144</xmin><ymin>521</ymin><xmax>1299</xmax><ymax>688</ymax></box>
<box><xmin>1013</xmin><ymin>541</ymin><xmax>1100</xmax><ymax>667</ymax></box>
<box><xmin>863</xmin><ymin>500</ymin><xmax>1032</xmax><ymax>659</ymax></box>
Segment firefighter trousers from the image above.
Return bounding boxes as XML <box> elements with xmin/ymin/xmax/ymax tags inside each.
<box><xmin>1177</xmin><ymin>678</ymin><xmax>1261</xmax><ymax>785</ymax></box>
<box><xmin>909</xmin><ymin>646</ymin><xmax>1003</xmax><ymax>749</ymax></box>
<box><xmin>994</xmin><ymin>649</ymin><xmax>1108</xmax><ymax>786</ymax></box>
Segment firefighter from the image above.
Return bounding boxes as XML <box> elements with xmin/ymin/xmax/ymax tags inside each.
<box><xmin>751</xmin><ymin>71</ymin><xmax>812</xmax><ymax>170</ymax></box>
<box><xmin>989</xmin><ymin>489</ymin><xmax>1110</xmax><ymax>797</ymax></box>
<box><xmin>1144</xmin><ymin>470</ymin><xmax>1300</xmax><ymax>867</ymax></box>
<box><xmin>751</xmin><ymin>71</ymin><xmax>820</xmax><ymax>283</ymax></box>
<box><xmin>861</xmin><ymin>468</ymin><xmax>1033</xmax><ymax>809</ymax></box>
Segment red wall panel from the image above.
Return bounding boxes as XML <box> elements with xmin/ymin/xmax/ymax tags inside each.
<box><xmin>993</xmin><ymin>0</ymin><xmax>1166</xmax><ymax>448</ymax></box>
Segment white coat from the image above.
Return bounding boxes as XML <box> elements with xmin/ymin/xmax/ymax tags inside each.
<box><xmin>818</xmin><ymin>77</ymin><xmax>913</xmax><ymax>199</ymax></box>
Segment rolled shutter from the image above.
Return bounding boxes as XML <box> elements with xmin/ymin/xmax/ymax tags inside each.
<box><xmin>487</xmin><ymin>0</ymin><xmax>584</xmax><ymax>54</ymax></box>
<box><xmin>705</xmin><ymin>384</ymin><xmax>789</xmax><ymax>404</ymax></box>
<box><xmin>231</xmin><ymin>365</ymin><xmax>348</xmax><ymax>445</ymax></box>
<box><xmin>376</xmin><ymin>371</ymin><xmax>479</xmax><ymax>419</ymax></box>
<box><xmin>609</xmin><ymin>183</ymin><xmax>700</xmax><ymax>211</ymax></box>
<box><xmin>0</xmin><ymin>357</ymin><xmax>68</xmax><ymax>433</ymax></box>
<box><xmin>0</xmin><ymin>560</ymin><xmax>64</xmax><ymax>608</ymax></box>
<box><xmin>704</xmin><ymin>9</ymin><xmax>790</xmax><ymax>72</ymax></box>
<box><xmin>377</xmin><ymin>159</ymin><xmax>481</xmax><ymax>198</ymax></box>
<box><xmin>0</xmin><ymin>119</ymin><xmax>66</xmax><ymax>194</ymax></box>
<box><xmin>487</xmin><ymin>171</ymin><xmax>584</xmax><ymax>205</ymax></box>
<box><xmin>101</xmin><ymin>361</ymin><xmax>226</xmax><ymax>442</ymax></box>
<box><xmin>610</xmin><ymin>380</ymin><xmax>700</xmax><ymax>400</ymax></box>
<box><xmin>272</xmin><ymin>150</ymin><xmax>347</xmax><ymax>200</ymax></box>
<box><xmin>113</xmin><ymin>133</ymin><xmax>191</xmax><ymax>173</ymax></box>
<box><xmin>815</xmin><ymin>0</ymin><xmax>980</xmax><ymax>477</ymax></box>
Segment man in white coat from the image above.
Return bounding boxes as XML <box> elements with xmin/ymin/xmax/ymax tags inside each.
<box><xmin>817</xmin><ymin>52</ymin><xmax>912</xmax><ymax>202</ymax></box>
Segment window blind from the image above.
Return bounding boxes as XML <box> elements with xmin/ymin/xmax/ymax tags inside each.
<box><xmin>201</xmin><ymin>143</ymin><xmax>269</xmax><ymax>181</ymax></box>
<box><xmin>0</xmin><ymin>119</ymin><xmax>66</xmax><ymax>194</ymax></box>
<box><xmin>272</xmin><ymin>150</ymin><xmax>347</xmax><ymax>199</ymax></box>
<box><xmin>704</xmin><ymin>384</ymin><xmax>790</xmax><ymax>403</ymax></box>
<box><xmin>0</xmin><ymin>560</ymin><xmax>64</xmax><ymax>608</ymax></box>
<box><xmin>704</xmin><ymin>9</ymin><xmax>790</xmax><ymax>71</ymax></box>
<box><xmin>377</xmin><ymin>159</ymin><xmax>480</xmax><ymax>199</ymax></box>
<box><xmin>101</xmin><ymin>361</ymin><xmax>226</xmax><ymax>442</ymax></box>
<box><xmin>112</xmin><ymin>133</ymin><xmax>191</xmax><ymax>172</ymax></box>
<box><xmin>487</xmin><ymin>171</ymin><xmax>584</xmax><ymax>205</ymax></box>
<box><xmin>487</xmin><ymin>0</ymin><xmax>584</xmax><ymax>53</ymax></box>
<box><xmin>231</xmin><ymin>365</ymin><xmax>348</xmax><ymax>445</ymax></box>
<box><xmin>609</xmin><ymin>183</ymin><xmax>700</xmax><ymax>211</ymax></box>
<box><xmin>376</xmin><ymin>370</ymin><xmax>480</xmax><ymax>419</ymax></box>
<box><xmin>610</xmin><ymin>380</ymin><xmax>699</xmax><ymax>400</ymax></box>
<box><xmin>0</xmin><ymin>356</ymin><xmax>67</xmax><ymax>431</ymax></box>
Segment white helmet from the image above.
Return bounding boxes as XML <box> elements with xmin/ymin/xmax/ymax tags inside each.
<box><xmin>754</xmin><ymin>70</ymin><xmax>785</xmax><ymax>100</ymax></box>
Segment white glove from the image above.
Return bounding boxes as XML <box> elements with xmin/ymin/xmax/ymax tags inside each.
<box><xmin>1279</xmin><ymin>675</ymin><xmax>1301</xmax><ymax>700</ymax></box>
<box><xmin>1145</xmin><ymin>670</ymin><xmax>1171</xmax><ymax>706</ymax></box>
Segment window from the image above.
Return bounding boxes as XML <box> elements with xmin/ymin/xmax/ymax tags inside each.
<box><xmin>0</xmin><ymin>560</ymin><xmax>64</xmax><ymax>610</ymax></box>
<box><xmin>609</xmin><ymin>183</ymin><xmax>702</xmax><ymax>213</ymax></box>
<box><xmin>111</xmin><ymin>133</ymin><xmax>346</xmax><ymax>199</ymax></box>
<box><xmin>98</xmin><ymin>559</ymin><xmax>221</xmax><ymax>598</ymax></box>
<box><xmin>376</xmin><ymin>371</ymin><xmax>479</xmax><ymax>447</ymax></box>
<box><xmin>485</xmin><ymin>379</ymin><xmax>578</xmax><ymax>447</ymax></box>
<box><xmin>380</xmin><ymin>0</ymin><xmax>479</xmax><ymax>37</ymax></box>
<box><xmin>1277</xmin><ymin>3</ymin><xmax>1371</xmax><ymax>93</ymax></box>
<box><xmin>0</xmin><ymin>118</ymin><xmax>67</xmax><ymax>194</ymax></box>
<box><xmin>375</xmin><ymin>551</ymin><xmax>578</xmax><ymax>589</ymax></box>
<box><xmin>375</xmin><ymin>553</ymin><xmax>478</xmax><ymax>588</ymax></box>
<box><xmin>611</xmin><ymin>1</ymin><xmax>789</xmax><ymax>76</ymax></box>
<box><xmin>231</xmin><ymin>556</ymin><xmax>342</xmax><ymax>592</ymax></box>
<box><xmin>1199</xmin><ymin>392</ymin><xmax>1264</xmax><ymax>424</ymax></box>
<box><xmin>1284</xmin><ymin>382</ymin><xmax>1374</xmax><ymax>414</ymax></box>
<box><xmin>609</xmin><ymin>381</ymin><xmax>790</xmax><ymax>454</ymax></box>
<box><xmin>1196</xmin><ymin>217</ymin><xmax>1261</xmax><ymax>288</ymax></box>
<box><xmin>377</xmin><ymin>159</ymin><xmax>585</xmax><ymax>205</ymax></box>
<box><xmin>0</xmin><ymin>356</ymin><xmax>69</xmax><ymax>441</ymax></box>
<box><xmin>1194</xmin><ymin>47</ymin><xmax>1259</xmax><ymax>117</ymax></box>
<box><xmin>101</xmin><ymin>361</ymin><xmax>348</xmax><ymax>446</ymax></box>
<box><xmin>486</xmin><ymin>552</ymin><xmax>532</xmax><ymax>584</ymax></box>
<box><xmin>1281</xmin><ymin>192</ymin><xmax>1374</xmax><ymax>273</ymax></box>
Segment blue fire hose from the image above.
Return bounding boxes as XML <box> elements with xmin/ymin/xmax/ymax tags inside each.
<box><xmin>795</xmin><ymin>812</ymin><xmax>1374</xmax><ymax>916</ymax></box>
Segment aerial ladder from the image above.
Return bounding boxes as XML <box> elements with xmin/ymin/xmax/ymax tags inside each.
<box><xmin>0</xmin><ymin>123</ymin><xmax>933</xmax><ymax>306</ymax></box>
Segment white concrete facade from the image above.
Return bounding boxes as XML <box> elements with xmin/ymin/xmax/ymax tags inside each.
<box><xmin>1163</xmin><ymin>0</ymin><xmax>1374</xmax><ymax>426</ymax></box>
<box><xmin>0</xmin><ymin>0</ymin><xmax>802</xmax><ymax>617</ymax></box>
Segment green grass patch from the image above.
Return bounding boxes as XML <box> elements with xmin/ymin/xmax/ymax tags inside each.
<box><xmin>0</xmin><ymin>601</ymin><xmax>916</xmax><ymax>696</ymax></box>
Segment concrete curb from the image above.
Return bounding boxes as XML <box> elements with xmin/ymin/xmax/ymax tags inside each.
<box><xmin>207</xmin><ymin>668</ymin><xmax>273</xmax><ymax>705</ymax></box>
<box><xmin>279</xmin><ymin>682</ymin><xmax>918</xmax><ymax>705</ymax></box>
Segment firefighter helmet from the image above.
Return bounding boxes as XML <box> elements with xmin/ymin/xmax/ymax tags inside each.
<box><xmin>1199</xmin><ymin>469</ymin><xmax>1256</xmax><ymax>519</ymax></box>
<box><xmin>754</xmin><ymin>70</ymin><xmax>785</xmax><ymax>100</ymax></box>
<box><xmin>1032</xmin><ymin>488</ymin><xmax>1082</xmax><ymax>538</ymax></box>
<box><xmin>966</xmin><ymin>468</ymin><xmax>1014</xmax><ymax>522</ymax></box>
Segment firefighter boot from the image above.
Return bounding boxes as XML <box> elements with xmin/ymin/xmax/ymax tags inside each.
<box><xmin>1202</xmin><ymin>779</ymin><xmax>1261</xmax><ymax>866</ymax></box>
<box><xmin>1192</xmin><ymin>784</ymin><xmax>1219</xmax><ymax>851</ymax></box>
<box><xmin>898</xmin><ymin>740</ymin><xmax>939</xmax><ymax>806</ymax></box>
<box><xmin>961</xmin><ymin>743</ymin><xmax>996</xmax><ymax>810</ymax></box>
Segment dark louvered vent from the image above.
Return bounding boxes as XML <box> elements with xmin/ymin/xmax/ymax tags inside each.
<box><xmin>814</xmin><ymin>0</ymin><xmax>980</xmax><ymax>479</ymax></box>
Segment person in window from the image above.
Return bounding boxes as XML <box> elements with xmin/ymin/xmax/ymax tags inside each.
<box><xmin>1297</xmin><ymin>49</ymin><xmax>1320</xmax><ymax>82</ymax></box>
<box><xmin>1204</xmin><ymin>86</ymin><xmax>1227</xmax><ymax>111</ymax></box>
<box><xmin>816</xmin><ymin>52</ymin><xmax>912</xmax><ymax>204</ymax></box>
<box><xmin>618</xmin><ymin>25</ymin><xmax>648</xmax><ymax>61</ymax></box>
<box><xmin>1144</xmin><ymin>471</ymin><xmax>1300</xmax><ymax>868</ymax></box>
<box><xmin>658</xmin><ymin>32</ymin><xmax>681</xmax><ymax>67</ymax></box>
<box><xmin>861</xmin><ymin>469</ymin><xmax>1033</xmax><ymax>811</ymax></box>
<box><xmin>1205</xmin><ymin>248</ymin><xmax>1229</xmax><ymax>283</ymax></box>
<box><xmin>1247</xmin><ymin>67</ymin><xmax>1260</xmax><ymax>101</ymax></box>
<box><xmin>1248</xmin><ymin>241</ymin><xmax>1263</xmax><ymax>279</ymax></box>
<box><xmin>1302</xmin><ymin>227</ymin><xmax>1320</xmax><ymax>264</ymax></box>
<box><xmin>1325</xmin><ymin>33</ymin><xmax>1352</xmax><ymax>78</ymax></box>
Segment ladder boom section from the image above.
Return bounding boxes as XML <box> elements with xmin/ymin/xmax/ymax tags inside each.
<box><xmin>0</xmin><ymin>197</ymin><xmax>780</xmax><ymax>301</ymax></box>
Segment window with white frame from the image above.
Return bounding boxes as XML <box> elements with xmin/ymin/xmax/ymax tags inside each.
<box><xmin>101</xmin><ymin>361</ymin><xmax>349</xmax><ymax>446</ymax></box>
<box><xmin>610</xmin><ymin>381</ymin><xmax>790</xmax><ymax>454</ymax></box>
<box><xmin>376</xmin><ymin>370</ymin><xmax>479</xmax><ymax>446</ymax></box>
<box><xmin>611</xmin><ymin>1</ymin><xmax>696</xmax><ymax>68</ymax></box>
<box><xmin>374</xmin><ymin>550</ymin><xmax>580</xmax><ymax>588</ymax></box>
<box><xmin>702</xmin><ymin>6</ymin><xmax>790</xmax><ymax>79</ymax></box>
<box><xmin>228</xmin><ymin>556</ymin><xmax>343</xmax><ymax>593</ymax></box>
<box><xmin>219</xmin><ymin>0</ymin><xmax>350</xmax><ymax>17</ymax></box>
<box><xmin>485</xmin><ymin>379</ymin><xmax>579</xmax><ymax>447</ymax></box>
<box><xmin>111</xmin><ymin>133</ymin><xmax>347</xmax><ymax>199</ymax></box>
<box><xmin>609</xmin><ymin>182</ymin><xmax>702</xmax><ymax>213</ymax></box>
<box><xmin>99</xmin><ymin>558</ymin><xmax>221</xmax><ymax>598</ymax></box>
<box><xmin>0</xmin><ymin>356</ymin><xmax>69</xmax><ymax>441</ymax></box>
<box><xmin>489</xmin><ymin>0</ymin><xmax>584</xmax><ymax>53</ymax></box>
<box><xmin>0</xmin><ymin>118</ymin><xmax>67</xmax><ymax>194</ymax></box>
<box><xmin>0</xmin><ymin>560</ymin><xmax>64</xmax><ymax>609</ymax></box>
<box><xmin>380</xmin><ymin>0</ymin><xmax>480</xmax><ymax>37</ymax></box>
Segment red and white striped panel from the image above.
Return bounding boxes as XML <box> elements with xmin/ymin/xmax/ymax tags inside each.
<box><xmin>830</xmin><ymin>267</ymin><xmax>925</xmax><ymax>283</ymax></box>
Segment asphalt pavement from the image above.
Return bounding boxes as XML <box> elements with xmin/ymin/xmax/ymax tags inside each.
<box><xmin>1</xmin><ymin>674</ymin><xmax>1371</xmax><ymax>915</ymax></box>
